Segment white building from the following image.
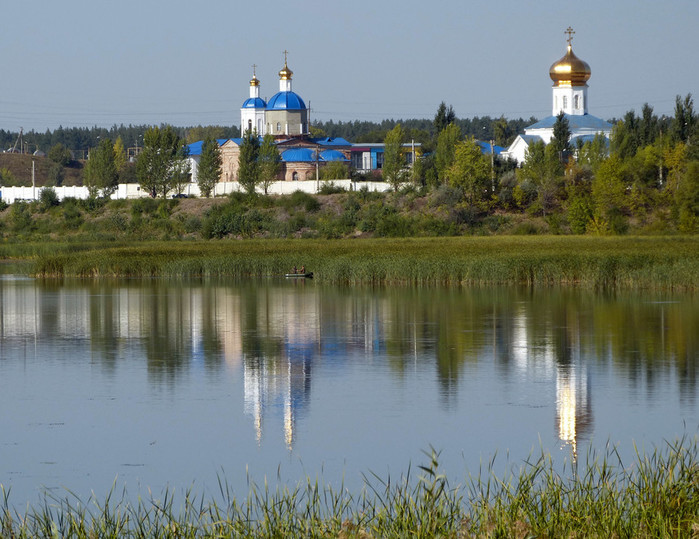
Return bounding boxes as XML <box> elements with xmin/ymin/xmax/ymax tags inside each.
<box><xmin>502</xmin><ymin>28</ymin><xmax>612</xmax><ymax>164</ymax></box>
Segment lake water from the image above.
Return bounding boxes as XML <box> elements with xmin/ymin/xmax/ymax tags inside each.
<box><xmin>0</xmin><ymin>276</ymin><xmax>696</xmax><ymax>508</ymax></box>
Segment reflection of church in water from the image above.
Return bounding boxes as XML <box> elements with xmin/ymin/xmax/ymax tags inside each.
<box><xmin>511</xmin><ymin>306</ymin><xmax>593</xmax><ymax>459</ymax></box>
<box><xmin>242</xmin><ymin>289</ymin><xmax>319</xmax><ymax>450</ymax></box>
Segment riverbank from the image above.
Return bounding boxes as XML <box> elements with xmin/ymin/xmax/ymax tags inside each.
<box><xmin>1</xmin><ymin>439</ymin><xmax>697</xmax><ymax>537</ymax></box>
<box><xmin>21</xmin><ymin>236</ymin><xmax>699</xmax><ymax>289</ymax></box>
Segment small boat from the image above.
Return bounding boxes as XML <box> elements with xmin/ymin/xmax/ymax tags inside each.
<box><xmin>285</xmin><ymin>272</ymin><xmax>313</xmax><ymax>279</ymax></box>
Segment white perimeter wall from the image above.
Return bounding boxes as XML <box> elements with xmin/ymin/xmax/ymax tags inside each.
<box><xmin>0</xmin><ymin>180</ymin><xmax>392</xmax><ymax>203</ymax></box>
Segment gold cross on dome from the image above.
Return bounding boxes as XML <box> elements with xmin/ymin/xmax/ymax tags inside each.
<box><xmin>283</xmin><ymin>49</ymin><xmax>289</xmax><ymax>65</ymax></box>
<box><xmin>565</xmin><ymin>26</ymin><xmax>575</xmax><ymax>46</ymax></box>
<box><xmin>252</xmin><ymin>64</ymin><xmax>257</xmax><ymax>76</ymax></box>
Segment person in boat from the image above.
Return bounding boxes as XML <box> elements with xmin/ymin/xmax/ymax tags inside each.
<box><xmin>300</xmin><ymin>265</ymin><xmax>305</xmax><ymax>274</ymax></box>
<box><xmin>292</xmin><ymin>266</ymin><xmax>297</xmax><ymax>274</ymax></box>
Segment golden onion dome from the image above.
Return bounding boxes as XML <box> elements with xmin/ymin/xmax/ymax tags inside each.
<box><xmin>250</xmin><ymin>75</ymin><xmax>260</xmax><ymax>87</ymax></box>
<box><xmin>279</xmin><ymin>61</ymin><xmax>293</xmax><ymax>80</ymax></box>
<box><xmin>549</xmin><ymin>43</ymin><xmax>591</xmax><ymax>86</ymax></box>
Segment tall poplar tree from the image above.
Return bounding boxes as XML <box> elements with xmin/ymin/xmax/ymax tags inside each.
<box><xmin>136</xmin><ymin>126</ymin><xmax>185</xmax><ymax>198</ymax></box>
<box><xmin>197</xmin><ymin>137</ymin><xmax>222</xmax><ymax>197</ymax></box>
<box><xmin>258</xmin><ymin>134</ymin><xmax>281</xmax><ymax>195</ymax></box>
<box><xmin>383</xmin><ymin>123</ymin><xmax>405</xmax><ymax>191</ymax></box>
<box><xmin>83</xmin><ymin>137</ymin><xmax>118</xmax><ymax>198</ymax></box>
<box><xmin>435</xmin><ymin>123</ymin><xmax>462</xmax><ymax>183</ymax></box>
<box><xmin>237</xmin><ymin>130</ymin><xmax>260</xmax><ymax>195</ymax></box>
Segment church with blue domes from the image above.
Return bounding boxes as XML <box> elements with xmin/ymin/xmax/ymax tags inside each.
<box><xmin>240</xmin><ymin>53</ymin><xmax>309</xmax><ymax>137</ymax></box>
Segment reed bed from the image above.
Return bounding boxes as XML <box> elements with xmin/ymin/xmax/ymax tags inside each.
<box><xmin>1</xmin><ymin>438</ymin><xmax>697</xmax><ymax>538</ymax></box>
<box><xmin>30</xmin><ymin>236</ymin><xmax>699</xmax><ymax>289</ymax></box>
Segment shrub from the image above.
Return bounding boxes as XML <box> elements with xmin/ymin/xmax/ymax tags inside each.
<box><xmin>131</xmin><ymin>197</ymin><xmax>159</xmax><ymax>216</ymax></box>
<box><xmin>318</xmin><ymin>181</ymin><xmax>346</xmax><ymax>195</ymax></box>
<box><xmin>63</xmin><ymin>204</ymin><xmax>83</xmax><ymax>230</ymax></box>
<box><xmin>0</xmin><ymin>167</ymin><xmax>18</xmax><ymax>186</ymax></box>
<box><xmin>201</xmin><ymin>204</ymin><xmax>271</xmax><ymax>239</ymax></box>
<box><xmin>39</xmin><ymin>187</ymin><xmax>59</xmax><ymax>212</ymax></box>
<box><xmin>429</xmin><ymin>184</ymin><xmax>463</xmax><ymax>207</ymax></box>
<box><xmin>10</xmin><ymin>202</ymin><xmax>33</xmax><ymax>233</ymax></box>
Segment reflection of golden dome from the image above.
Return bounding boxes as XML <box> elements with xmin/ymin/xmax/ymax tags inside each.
<box><xmin>549</xmin><ymin>44</ymin><xmax>591</xmax><ymax>87</ymax></box>
<box><xmin>279</xmin><ymin>61</ymin><xmax>293</xmax><ymax>80</ymax></box>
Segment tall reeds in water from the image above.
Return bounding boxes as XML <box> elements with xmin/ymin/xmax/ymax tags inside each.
<box><xmin>2</xmin><ymin>438</ymin><xmax>697</xmax><ymax>537</ymax></box>
<box><xmin>30</xmin><ymin>236</ymin><xmax>699</xmax><ymax>289</ymax></box>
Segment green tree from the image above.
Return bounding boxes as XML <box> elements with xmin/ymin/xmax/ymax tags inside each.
<box><xmin>591</xmin><ymin>155</ymin><xmax>628</xmax><ymax>234</ymax></box>
<box><xmin>197</xmin><ymin>137</ymin><xmax>222</xmax><ymax>198</ymax></box>
<box><xmin>113</xmin><ymin>136</ymin><xmax>127</xmax><ymax>176</ymax></box>
<box><xmin>237</xmin><ymin>129</ymin><xmax>260</xmax><ymax>195</ymax></box>
<box><xmin>83</xmin><ymin>137</ymin><xmax>118</xmax><ymax>198</ymax></box>
<box><xmin>675</xmin><ymin>160</ymin><xmax>698</xmax><ymax>233</ymax></box>
<box><xmin>136</xmin><ymin>126</ymin><xmax>185</xmax><ymax>198</ymax></box>
<box><xmin>258</xmin><ymin>134</ymin><xmax>281</xmax><ymax>195</ymax></box>
<box><xmin>550</xmin><ymin>112</ymin><xmax>571</xmax><ymax>157</ymax></box>
<box><xmin>383</xmin><ymin>123</ymin><xmax>406</xmax><ymax>191</ymax></box>
<box><xmin>169</xmin><ymin>145</ymin><xmax>191</xmax><ymax>196</ymax></box>
<box><xmin>611</xmin><ymin>111</ymin><xmax>640</xmax><ymax>159</ymax></box>
<box><xmin>48</xmin><ymin>143</ymin><xmax>72</xmax><ymax>166</ymax></box>
<box><xmin>639</xmin><ymin>103</ymin><xmax>659</xmax><ymax>147</ymax></box>
<box><xmin>493</xmin><ymin>116</ymin><xmax>512</xmax><ymax>147</ymax></box>
<box><xmin>577</xmin><ymin>133</ymin><xmax>608</xmax><ymax>173</ymax></box>
<box><xmin>185</xmin><ymin>126</ymin><xmax>225</xmax><ymax>144</ymax></box>
<box><xmin>672</xmin><ymin>94</ymin><xmax>695</xmax><ymax>144</ymax></box>
<box><xmin>448</xmin><ymin>137</ymin><xmax>490</xmax><ymax>207</ymax></box>
<box><xmin>435</xmin><ymin>123</ymin><xmax>462</xmax><ymax>184</ymax></box>
<box><xmin>519</xmin><ymin>140</ymin><xmax>564</xmax><ymax>216</ymax></box>
<box><xmin>433</xmin><ymin>102</ymin><xmax>456</xmax><ymax>135</ymax></box>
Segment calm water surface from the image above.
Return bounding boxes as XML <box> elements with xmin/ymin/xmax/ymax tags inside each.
<box><xmin>0</xmin><ymin>276</ymin><xmax>696</xmax><ymax>507</ymax></box>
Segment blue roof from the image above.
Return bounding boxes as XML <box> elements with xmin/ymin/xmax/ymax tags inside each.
<box><xmin>242</xmin><ymin>97</ymin><xmax>267</xmax><ymax>109</ymax></box>
<box><xmin>281</xmin><ymin>148</ymin><xmax>349</xmax><ymax>163</ymax></box>
<box><xmin>281</xmin><ymin>148</ymin><xmax>315</xmax><ymax>162</ymax></box>
<box><xmin>526</xmin><ymin>113</ymin><xmax>612</xmax><ymax>132</ymax></box>
<box><xmin>319</xmin><ymin>149</ymin><xmax>349</xmax><ymax>162</ymax></box>
<box><xmin>475</xmin><ymin>140</ymin><xmax>506</xmax><ymax>156</ymax></box>
<box><xmin>310</xmin><ymin>137</ymin><xmax>352</xmax><ymax>147</ymax></box>
<box><xmin>267</xmin><ymin>91</ymin><xmax>306</xmax><ymax>110</ymax></box>
<box><xmin>186</xmin><ymin>138</ymin><xmax>229</xmax><ymax>156</ymax></box>
<box><xmin>570</xmin><ymin>134</ymin><xmax>610</xmax><ymax>146</ymax></box>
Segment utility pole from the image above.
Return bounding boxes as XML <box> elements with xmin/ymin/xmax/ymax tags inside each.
<box><xmin>490</xmin><ymin>139</ymin><xmax>495</xmax><ymax>193</ymax></box>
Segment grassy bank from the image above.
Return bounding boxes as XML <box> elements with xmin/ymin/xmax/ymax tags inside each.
<box><xmin>2</xmin><ymin>438</ymin><xmax>697</xmax><ymax>538</ymax></box>
<box><xmin>26</xmin><ymin>236</ymin><xmax>699</xmax><ymax>289</ymax></box>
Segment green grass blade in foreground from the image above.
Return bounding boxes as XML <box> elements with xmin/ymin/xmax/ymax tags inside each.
<box><xmin>1</xmin><ymin>436</ymin><xmax>697</xmax><ymax>537</ymax></box>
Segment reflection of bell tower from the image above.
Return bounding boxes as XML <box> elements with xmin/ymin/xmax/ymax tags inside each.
<box><xmin>554</xmin><ymin>318</ymin><xmax>593</xmax><ymax>463</ymax></box>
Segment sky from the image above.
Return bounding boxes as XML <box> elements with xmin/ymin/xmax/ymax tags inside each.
<box><xmin>1</xmin><ymin>0</ymin><xmax>697</xmax><ymax>132</ymax></box>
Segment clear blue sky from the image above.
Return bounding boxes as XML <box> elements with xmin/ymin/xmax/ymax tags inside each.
<box><xmin>1</xmin><ymin>0</ymin><xmax>697</xmax><ymax>131</ymax></box>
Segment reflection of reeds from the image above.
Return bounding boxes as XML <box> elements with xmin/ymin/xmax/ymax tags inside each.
<box><xmin>30</xmin><ymin>237</ymin><xmax>698</xmax><ymax>289</ymax></box>
<box><xmin>2</xmin><ymin>438</ymin><xmax>698</xmax><ymax>537</ymax></box>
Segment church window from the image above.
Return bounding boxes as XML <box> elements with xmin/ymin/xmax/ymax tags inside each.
<box><xmin>292</xmin><ymin>171</ymin><xmax>298</xmax><ymax>181</ymax></box>
<box><xmin>574</xmin><ymin>95</ymin><xmax>580</xmax><ymax>109</ymax></box>
<box><xmin>248</xmin><ymin>119</ymin><xmax>252</xmax><ymax>132</ymax></box>
<box><xmin>562</xmin><ymin>96</ymin><xmax>568</xmax><ymax>109</ymax></box>
<box><xmin>276</xmin><ymin>122</ymin><xmax>281</xmax><ymax>133</ymax></box>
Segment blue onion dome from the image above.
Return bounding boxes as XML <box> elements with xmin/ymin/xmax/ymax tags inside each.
<box><xmin>267</xmin><ymin>91</ymin><xmax>306</xmax><ymax>110</ymax></box>
<box><xmin>242</xmin><ymin>97</ymin><xmax>267</xmax><ymax>109</ymax></box>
